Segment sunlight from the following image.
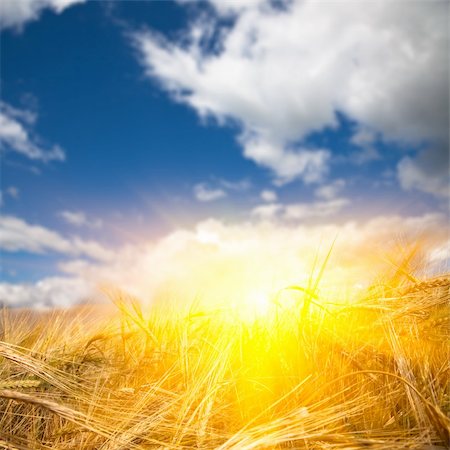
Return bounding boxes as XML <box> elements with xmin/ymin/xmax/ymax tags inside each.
<box><xmin>242</xmin><ymin>289</ymin><xmax>272</xmax><ymax>319</ymax></box>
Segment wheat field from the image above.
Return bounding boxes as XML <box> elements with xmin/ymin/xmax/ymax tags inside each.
<box><xmin>0</xmin><ymin>273</ymin><xmax>449</xmax><ymax>449</ymax></box>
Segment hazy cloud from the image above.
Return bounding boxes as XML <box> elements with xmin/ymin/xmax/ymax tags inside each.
<box><xmin>59</xmin><ymin>210</ymin><xmax>103</xmax><ymax>229</ymax></box>
<box><xmin>260</xmin><ymin>190</ymin><xmax>277</xmax><ymax>202</ymax></box>
<box><xmin>218</xmin><ymin>178</ymin><xmax>251</xmax><ymax>191</ymax></box>
<box><xmin>351</xmin><ymin>128</ymin><xmax>377</xmax><ymax>148</ymax></box>
<box><xmin>315</xmin><ymin>179</ymin><xmax>345</xmax><ymax>201</ymax></box>
<box><xmin>0</xmin><ymin>102</ymin><xmax>65</xmax><ymax>162</ymax></box>
<box><xmin>284</xmin><ymin>198</ymin><xmax>350</xmax><ymax>221</ymax></box>
<box><xmin>193</xmin><ymin>183</ymin><xmax>227</xmax><ymax>202</ymax></box>
<box><xmin>252</xmin><ymin>197</ymin><xmax>350</xmax><ymax>221</ymax></box>
<box><xmin>251</xmin><ymin>202</ymin><xmax>283</xmax><ymax>220</ymax></box>
<box><xmin>398</xmin><ymin>145</ymin><xmax>449</xmax><ymax>198</ymax></box>
<box><xmin>5</xmin><ymin>186</ymin><xmax>20</xmax><ymax>200</ymax></box>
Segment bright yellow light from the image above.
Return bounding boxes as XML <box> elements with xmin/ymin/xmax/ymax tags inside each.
<box><xmin>244</xmin><ymin>289</ymin><xmax>272</xmax><ymax>319</ymax></box>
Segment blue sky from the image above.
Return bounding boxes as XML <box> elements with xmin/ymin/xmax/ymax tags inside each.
<box><xmin>0</xmin><ymin>0</ymin><xmax>448</xmax><ymax>308</ymax></box>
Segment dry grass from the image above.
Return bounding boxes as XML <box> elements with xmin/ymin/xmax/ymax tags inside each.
<box><xmin>0</xmin><ymin>274</ymin><xmax>448</xmax><ymax>449</ymax></box>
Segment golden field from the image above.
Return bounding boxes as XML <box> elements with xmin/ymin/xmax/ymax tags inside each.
<box><xmin>0</xmin><ymin>271</ymin><xmax>449</xmax><ymax>449</ymax></box>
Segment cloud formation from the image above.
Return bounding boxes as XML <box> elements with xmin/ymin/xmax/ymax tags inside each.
<box><xmin>0</xmin><ymin>215</ymin><xmax>112</xmax><ymax>261</ymax></box>
<box><xmin>0</xmin><ymin>277</ymin><xmax>92</xmax><ymax>309</ymax></box>
<box><xmin>0</xmin><ymin>0</ymin><xmax>85</xmax><ymax>30</ymax></box>
<box><xmin>59</xmin><ymin>210</ymin><xmax>103</xmax><ymax>229</ymax></box>
<box><xmin>193</xmin><ymin>183</ymin><xmax>227</xmax><ymax>202</ymax></box>
<box><xmin>397</xmin><ymin>145</ymin><xmax>449</xmax><ymax>198</ymax></box>
<box><xmin>260</xmin><ymin>190</ymin><xmax>277</xmax><ymax>202</ymax></box>
<box><xmin>134</xmin><ymin>0</ymin><xmax>448</xmax><ymax>191</ymax></box>
<box><xmin>314</xmin><ymin>179</ymin><xmax>346</xmax><ymax>201</ymax></box>
<box><xmin>251</xmin><ymin>197</ymin><xmax>349</xmax><ymax>221</ymax></box>
<box><xmin>0</xmin><ymin>102</ymin><xmax>65</xmax><ymax>162</ymax></box>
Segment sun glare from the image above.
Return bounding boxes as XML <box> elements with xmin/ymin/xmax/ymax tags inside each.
<box><xmin>244</xmin><ymin>289</ymin><xmax>272</xmax><ymax>319</ymax></box>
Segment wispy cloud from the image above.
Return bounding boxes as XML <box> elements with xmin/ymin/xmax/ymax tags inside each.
<box><xmin>251</xmin><ymin>198</ymin><xmax>349</xmax><ymax>221</ymax></box>
<box><xmin>284</xmin><ymin>198</ymin><xmax>350</xmax><ymax>221</ymax></box>
<box><xmin>260</xmin><ymin>190</ymin><xmax>277</xmax><ymax>203</ymax></box>
<box><xmin>0</xmin><ymin>102</ymin><xmax>65</xmax><ymax>163</ymax></box>
<box><xmin>253</xmin><ymin>179</ymin><xmax>348</xmax><ymax>221</ymax></box>
<box><xmin>351</xmin><ymin>128</ymin><xmax>377</xmax><ymax>148</ymax></box>
<box><xmin>0</xmin><ymin>215</ymin><xmax>112</xmax><ymax>261</ymax></box>
<box><xmin>314</xmin><ymin>179</ymin><xmax>345</xmax><ymax>201</ymax></box>
<box><xmin>218</xmin><ymin>178</ymin><xmax>251</xmax><ymax>191</ymax></box>
<box><xmin>5</xmin><ymin>186</ymin><xmax>20</xmax><ymax>200</ymax></box>
<box><xmin>251</xmin><ymin>202</ymin><xmax>283</xmax><ymax>220</ymax></box>
<box><xmin>193</xmin><ymin>183</ymin><xmax>227</xmax><ymax>202</ymax></box>
<box><xmin>59</xmin><ymin>210</ymin><xmax>103</xmax><ymax>229</ymax></box>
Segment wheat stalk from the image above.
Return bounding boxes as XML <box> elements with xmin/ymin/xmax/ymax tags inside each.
<box><xmin>0</xmin><ymin>390</ymin><xmax>109</xmax><ymax>439</ymax></box>
<box><xmin>0</xmin><ymin>379</ymin><xmax>41</xmax><ymax>390</ymax></box>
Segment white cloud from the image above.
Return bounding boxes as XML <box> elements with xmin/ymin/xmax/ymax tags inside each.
<box><xmin>0</xmin><ymin>277</ymin><xmax>92</xmax><ymax>309</ymax></box>
<box><xmin>260</xmin><ymin>189</ymin><xmax>277</xmax><ymax>202</ymax></box>
<box><xmin>193</xmin><ymin>183</ymin><xmax>227</xmax><ymax>202</ymax></box>
<box><xmin>251</xmin><ymin>202</ymin><xmax>283</xmax><ymax>219</ymax></box>
<box><xmin>0</xmin><ymin>102</ymin><xmax>65</xmax><ymax>162</ymax></box>
<box><xmin>240</xmin><ymin>133</ymin><xmax>330</xmax><ymax>184</ymax></box>
<box><xmin>315</xmin><ymin>179</ymin><xmax>345</xmax><ymax>200</ymax></box>
<box><xmin>251</xmin><ymin>197</ymin><xmax>349</xmax><ymax>221</ymax></box>
<box><xmin>192</xmin><ymin>0</ymin><xmax>265</xmax><ymax>16</ymax></box>
<box><xmin>397</xmin><ymin>145</ymin><xmax>449</xmax><ymax>198</ymax></box>
<box><xmin>0</xmin><ymin>102</ymin><xmax>36</xmax><ymax>124</ymax></box>
<box><xmin>218</xmin><ymin>178</ymin><xmax>251</xmax><ymax>191</ymax></box>
<box><xmin>0</xmin><ymin>215</ymin><xmax>112</xmax><ymax>261</ymax></box>
<box><xmin>59</xmin><ymin>210</ymin><xmax>103</xmax><ymax>229</ymax></box>
<box><xmin>0</xmin><ymin>0</ymin><xmax>85</xmax><ymax>30</ymax></box>
<box><xmin>133</xmin><ymin>0</ymin><xmax>448</xmax><ymax>189</ymax></box>
<box><xmin>193</xmin><ymin>178</ymin><xmax>250</xmax><ymax>202</ymax></box>
<box><xmin>284</xmin><ymin>198</ymin><xmax>350</xmax><ymax>221</ymax></box>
